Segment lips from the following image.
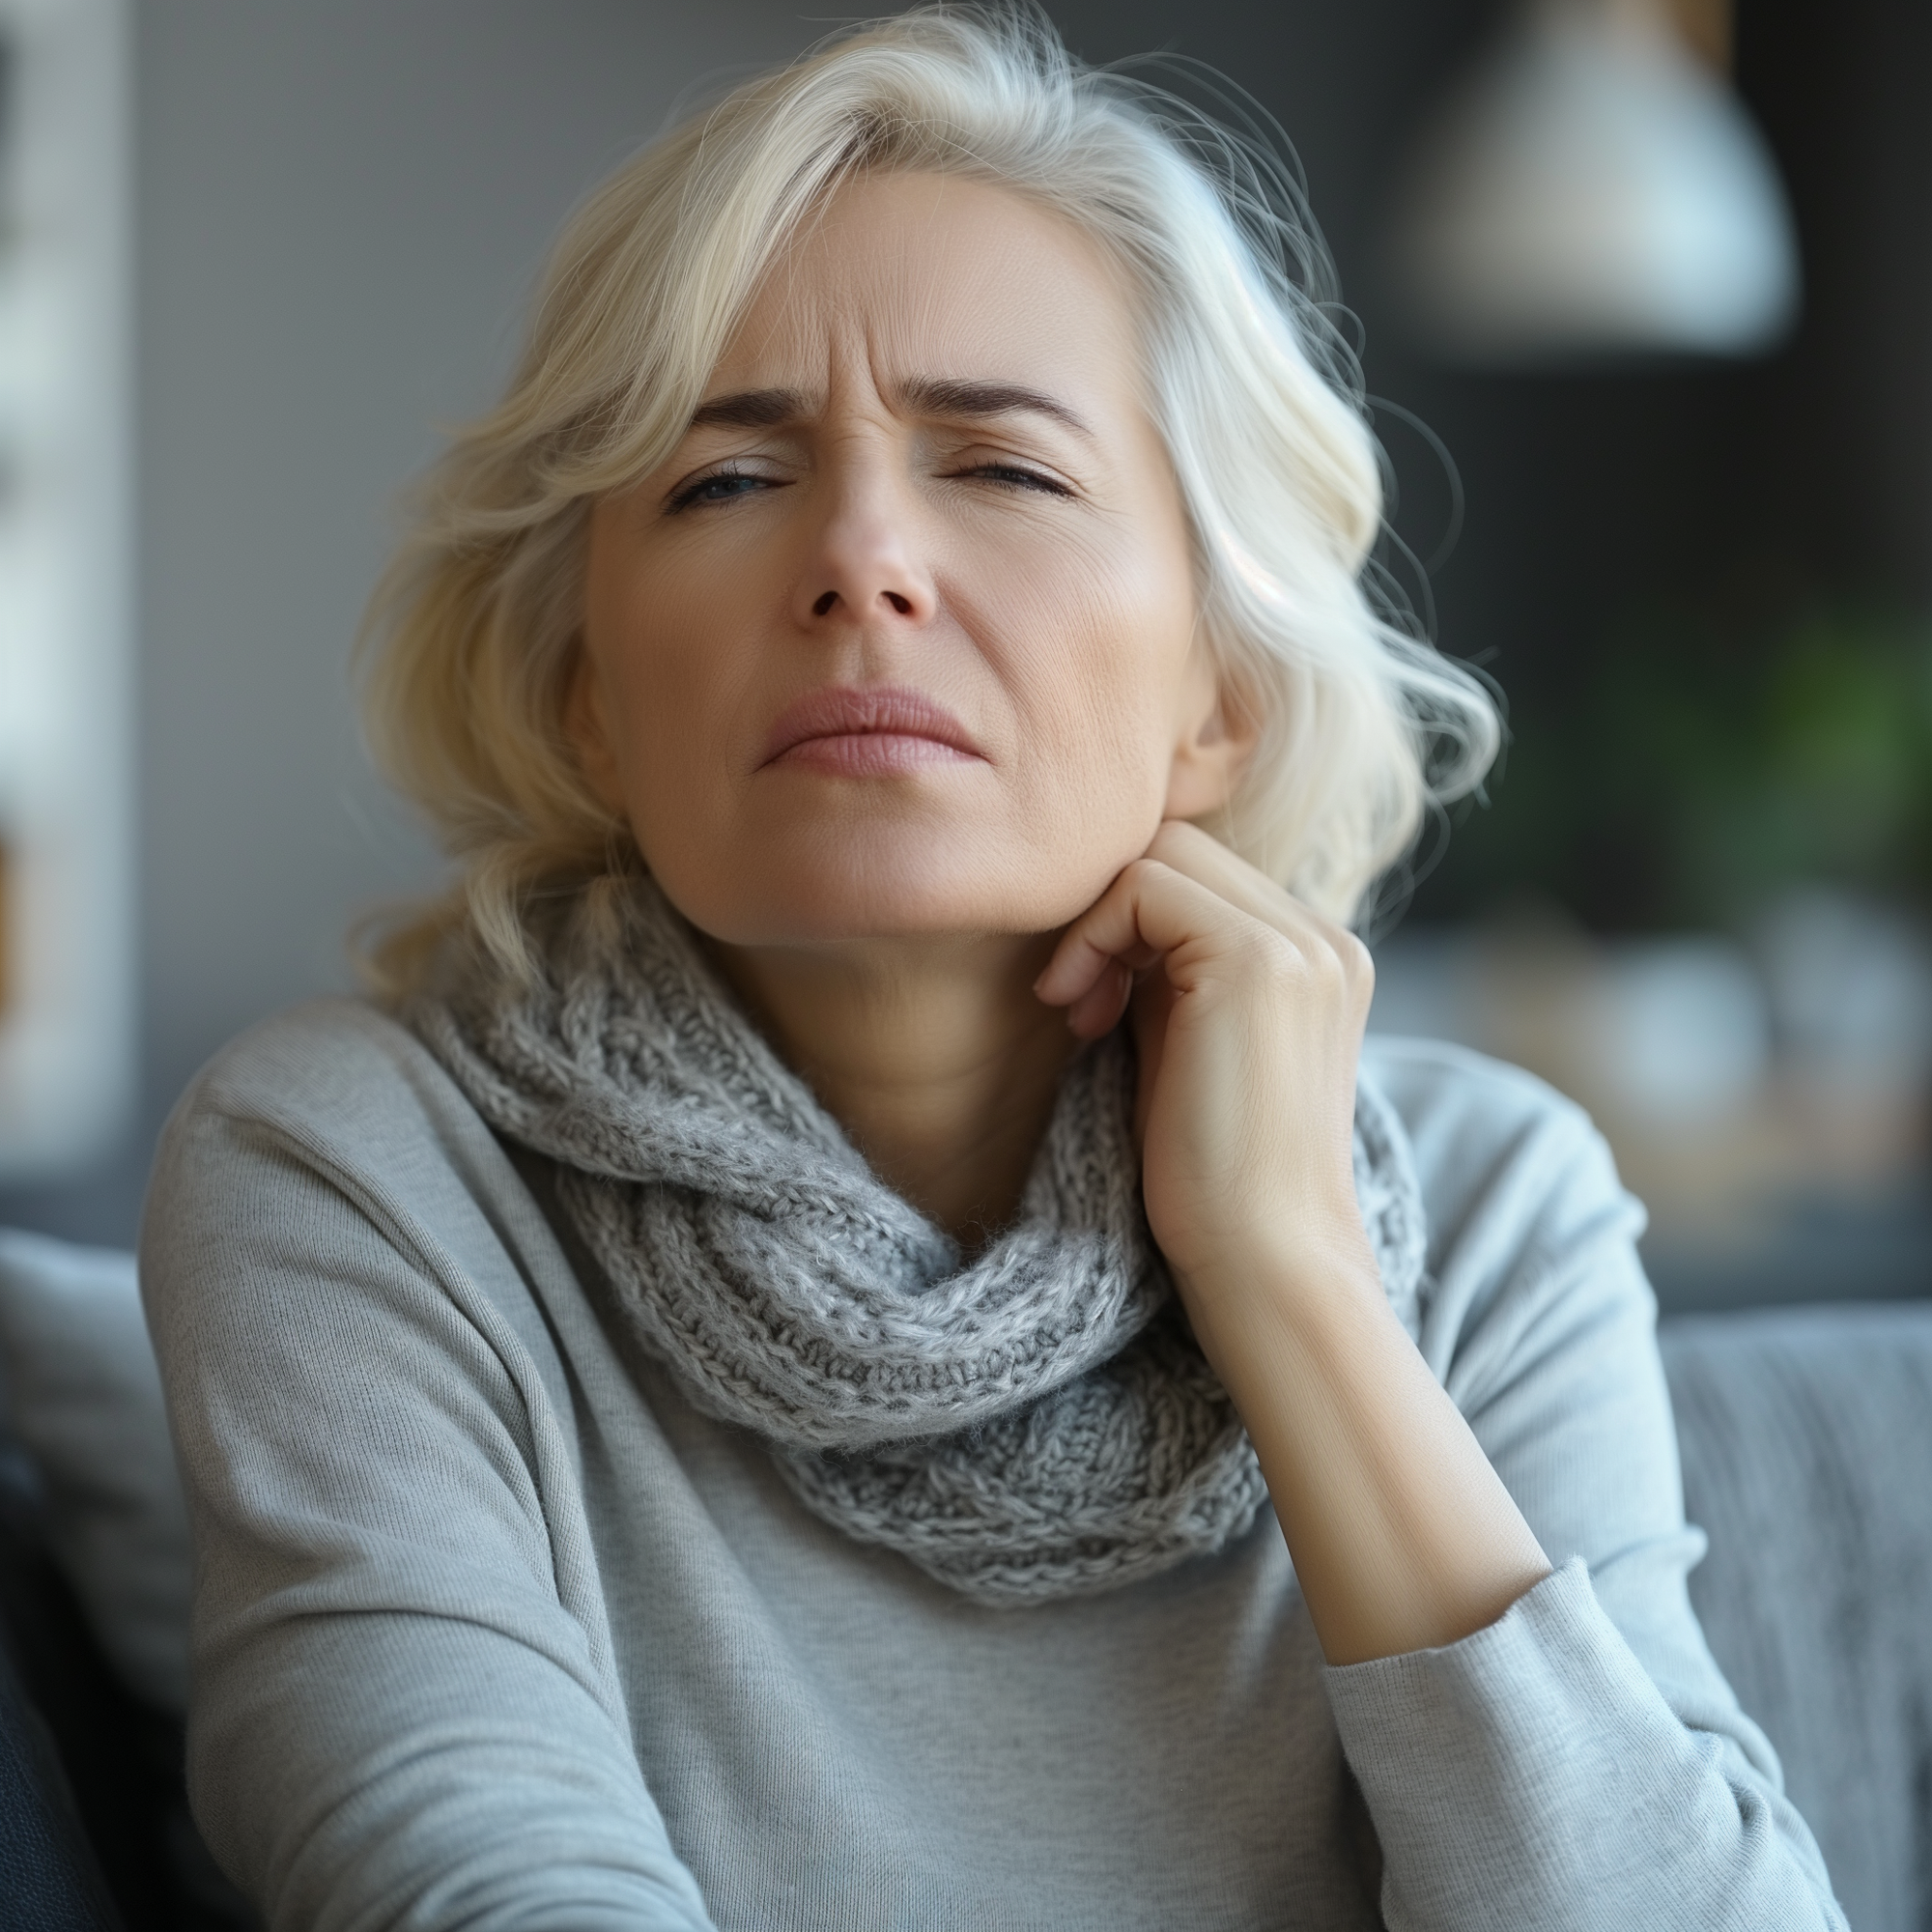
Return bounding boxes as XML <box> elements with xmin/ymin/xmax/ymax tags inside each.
<box><xmin>758</xmin><ymin>685</ymin><xmax>985</xmax><ymax>776</ymax></box>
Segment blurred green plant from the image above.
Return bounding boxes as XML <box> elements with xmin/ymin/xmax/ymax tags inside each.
<box><xmin>1416</xmin><ymin>603</ymin><xmax>1932</xmax><ymax>931</ymax></box>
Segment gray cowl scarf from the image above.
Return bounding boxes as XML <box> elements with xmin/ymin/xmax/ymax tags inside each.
<box><xmin>410</xmin><ymin>876</ymin><xmax>1429</xmax><ymax>1605</ymax></box>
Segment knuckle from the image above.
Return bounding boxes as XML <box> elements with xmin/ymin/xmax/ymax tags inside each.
<box><xmin>1244</xmin><ymin>925</ymin><xmax>1303</xmax><ymax>987</ymax></box>
<box><xmin>1235</xmin><ymin>923</ymin><xmax>1373</xmax><ymax>1011</ymax></box>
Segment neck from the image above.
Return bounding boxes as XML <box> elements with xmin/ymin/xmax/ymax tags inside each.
<box><xmin>708</xmin><ymin>930</ymin><xmax>1078</xmax><ymax>1251</ymax></box>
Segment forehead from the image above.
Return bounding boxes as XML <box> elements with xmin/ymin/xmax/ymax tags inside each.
<box><xmin>710</xmin><ymin>171</ymin><xmax>1143</xmax><ymax>402</ymax></box>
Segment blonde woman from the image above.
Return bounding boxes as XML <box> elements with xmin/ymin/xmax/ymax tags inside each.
<box><xmin>142</xmin><ymin>10</ymin><xmax>1842</xmax><ymax>1928</ymax></box>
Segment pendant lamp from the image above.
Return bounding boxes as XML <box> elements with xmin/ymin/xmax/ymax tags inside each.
<box><xmin>1386</xmin><ymin>0</ymin><xmax>1799</xmax><ymax>362</ymax></box>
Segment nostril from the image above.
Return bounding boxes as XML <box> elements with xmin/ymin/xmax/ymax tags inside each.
<box><xmin>812</xmin><ymin>590</ymin><xmax>838</xmax><ymax>617</ymax></box>
<box><xmin>884</xmin><ymin>592</ymin><xmax>912</xmax><ymax>615</ymax></box>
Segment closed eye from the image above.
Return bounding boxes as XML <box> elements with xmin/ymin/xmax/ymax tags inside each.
<box><xmin>956</xmin><ymin>461</ymin><xmax>1075</xmax><ymax>497</ymax></box>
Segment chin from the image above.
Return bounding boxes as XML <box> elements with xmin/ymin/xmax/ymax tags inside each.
<box><xmin>653</xmin><ymin>822</ymin><xmax>1115</xmax><ymax>951</ymax></box>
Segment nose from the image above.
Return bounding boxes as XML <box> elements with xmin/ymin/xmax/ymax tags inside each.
<box><xmin>790</xmin><ymin>459</ymin><xmax>936</xmax><ymax>631</ymax></box>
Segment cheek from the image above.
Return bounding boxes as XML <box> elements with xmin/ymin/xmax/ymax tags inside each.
<box><xmin>591</xmin><ymin>522</ymin><xmax>757</xmax><ymax>738</ymax></box>
<box><xmin>582</xmin><ymin>547</ymin><xmax>759</xmax><ymax>832</ymax></box>
<box><xmin>970</xmin><ymin>523</ymin><xmax>1197</xmax><ymax>811</ymax></box>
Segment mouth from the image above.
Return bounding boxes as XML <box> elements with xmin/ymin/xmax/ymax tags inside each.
<box><xmin>758</xmin><ymin>685</ymin><xmax>987</xmax><ymax>777</ymax></box>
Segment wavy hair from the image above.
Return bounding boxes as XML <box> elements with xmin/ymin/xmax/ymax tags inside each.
<box><xmin>357</xmin><ymin>4</ymin><xmax>1499</xmax><ymax>990</ymax></box>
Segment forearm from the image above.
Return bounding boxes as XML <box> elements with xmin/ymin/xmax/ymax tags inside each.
<box><xmin>1180</xmin><ymin>1230</ymin><xmax>1549</xmax><ymax>1666</ymax></box>
<box><xmin>190</xmin><ymin>1612</ymin><xmax>716</xmax><ymax>1932</ymax></box>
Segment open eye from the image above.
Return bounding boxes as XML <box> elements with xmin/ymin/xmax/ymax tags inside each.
<box><xmin>667</xmin><ymin>467</ymin><xmax>783</xmax><ymax>512</ymax></box>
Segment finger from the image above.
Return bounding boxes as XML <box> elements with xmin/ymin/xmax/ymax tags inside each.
<box><xmin>1065</xmin><ymin>959</ymin><xmax>1133</xmax><ymax>1040</ymax></box>
<box><xmin>1145</xmin><ymin>822</ymin><xmax>1373</xmax><ymax>990</ymax></box>
<box><xmin>1145</xmin><ymin>822</ymin><xmax>1348</xmax><ymax>951</ymax></box>
<box><xmin>1035</xmin><ymin>859</ymin><xmax>1256</xmax><ymax>1008</ymax></box>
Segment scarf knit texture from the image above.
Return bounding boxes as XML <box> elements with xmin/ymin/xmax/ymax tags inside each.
<box><xmin>410</xmin><ymin>877</ymin><xmax>1429</xmax><ymax>1605</ymax></box>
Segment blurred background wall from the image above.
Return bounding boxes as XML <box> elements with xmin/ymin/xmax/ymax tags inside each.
<box><xmin>1</xmin><ymin>0</ymin><xmax>1926</xmax><ymax>1314</ymax></box>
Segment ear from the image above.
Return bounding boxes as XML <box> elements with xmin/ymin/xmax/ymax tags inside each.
<box><xmin>562</xmin><ymin>642</ymin><xmax>628</xmax><ymax>814</ymax></box>
<box><xmin>1163</xmin><ymin>646</ymin><xmax>1259</xmax><ymax>820</ymax></box>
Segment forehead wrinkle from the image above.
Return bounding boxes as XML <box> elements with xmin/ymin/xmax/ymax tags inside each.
<box><xmin>703</xmin><ymin>180</ymin><xmax>1130</xmax><ymax>443</ymax></box>
<box><xmin>848</xmin><ymin>274</ymin><xmax>1100</xmax><ymax>442</ymax></box>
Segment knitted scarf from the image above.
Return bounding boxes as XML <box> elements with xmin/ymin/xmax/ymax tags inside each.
<box><xmin>410</xmin><ymin>877</ymin><xmax>1428</xmax><ymax>1605</ymax></box>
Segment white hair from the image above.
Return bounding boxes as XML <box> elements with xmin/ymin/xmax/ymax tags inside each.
<box><xmin>358</xmin><ymin>3</ymin><xmax>1499</xmax><ymax>988</ymax></box>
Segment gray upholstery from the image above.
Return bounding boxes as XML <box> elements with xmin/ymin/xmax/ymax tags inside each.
<box><xmin>1663</xmin><ymin>1302</ymin><xmax>1932</xmax><ymax>1932</ymax></box>
<box><xmin>0</xmin><ymin>1231</ymin><xmax>191</xmax><ymax>1714</ymax></box>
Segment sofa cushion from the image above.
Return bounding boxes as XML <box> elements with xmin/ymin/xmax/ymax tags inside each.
<box><xmin>0</xmin><ymin>1626</ymin><xmax>121</xmax><ymax>1932</ymax></box>
<box><xmin>1662</xmin><ymin>1301</ymin><xmax>1932</xmax><ymax>1932</ymax></box>
<box><xmin>0</xmin><ymin>1231</ymin><xmax>191</xmax><ymax>1714</ymax></box>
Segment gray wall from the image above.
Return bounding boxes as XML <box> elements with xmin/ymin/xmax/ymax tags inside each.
<box><xmin>4</xmin><ymin>1</ymin><xmax>829</xmax><ymax>1243</ymax></box>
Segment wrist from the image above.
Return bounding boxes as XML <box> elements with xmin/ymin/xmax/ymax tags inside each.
<box><xmin>1170</xmin><ymin>1214</ymin><xmax>1388</xmax><ymax>1376</ymax></box>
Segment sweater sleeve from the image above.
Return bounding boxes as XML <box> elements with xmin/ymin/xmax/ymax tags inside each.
<box><xmin>1325</xmin><ymin>1046</ymin><xmax>1845</xmax><ymax>1931</ymax></box>
<box><xmin>141</xmin><ymin>1038</ymin><xmax>719</xmax><ymax>1932</ymax></box>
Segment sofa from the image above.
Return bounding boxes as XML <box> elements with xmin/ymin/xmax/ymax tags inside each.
<box><xmin>1</xmin><ymin>1227</ymin><xmax>1927</xmax><ymax>1930</ymax></box>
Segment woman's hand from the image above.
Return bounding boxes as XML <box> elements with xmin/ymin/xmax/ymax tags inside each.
<box><xmin>1036</xmin><ymin>819</ymin><xmax>1377</xmax><ymax>1324</ymax></box>
<box><xmin>1037</xmin><ymin>823</ymin><xmax>1551</xmax><ymax>1664</ymax></box>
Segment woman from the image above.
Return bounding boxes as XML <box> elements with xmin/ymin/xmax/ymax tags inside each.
<box><xmin>142</xmin><ymin>9</ymin><xmax>1844</xmax><ymax>1928</ymax></box>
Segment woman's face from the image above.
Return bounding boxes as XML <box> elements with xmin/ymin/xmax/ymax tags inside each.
<box><xmin>573</xmin><ymin>170</ymin><xmax>1245</xmax><ymax>948</ymax></box>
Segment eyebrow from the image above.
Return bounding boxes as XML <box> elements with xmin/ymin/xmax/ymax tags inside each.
<box><xmin>688</xmin><ymin>387</ymin><xmax>808</xmax><ymax>430</ymax></box>
<box><xmin>895</xmin><ymin>377</ymin><xmax>1094</xmax><ymax>439</ymax></box>
<box><xmin>686</xmin><ymin>378</ymin><xmax>1094</xmax><ymax>439</ymax></box>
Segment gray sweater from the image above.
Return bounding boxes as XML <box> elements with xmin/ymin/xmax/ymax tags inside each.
<box><xmin>141</xmin><ymin>998</ymin><xmax>1845</xmax><ymax>1931</ymax></box>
